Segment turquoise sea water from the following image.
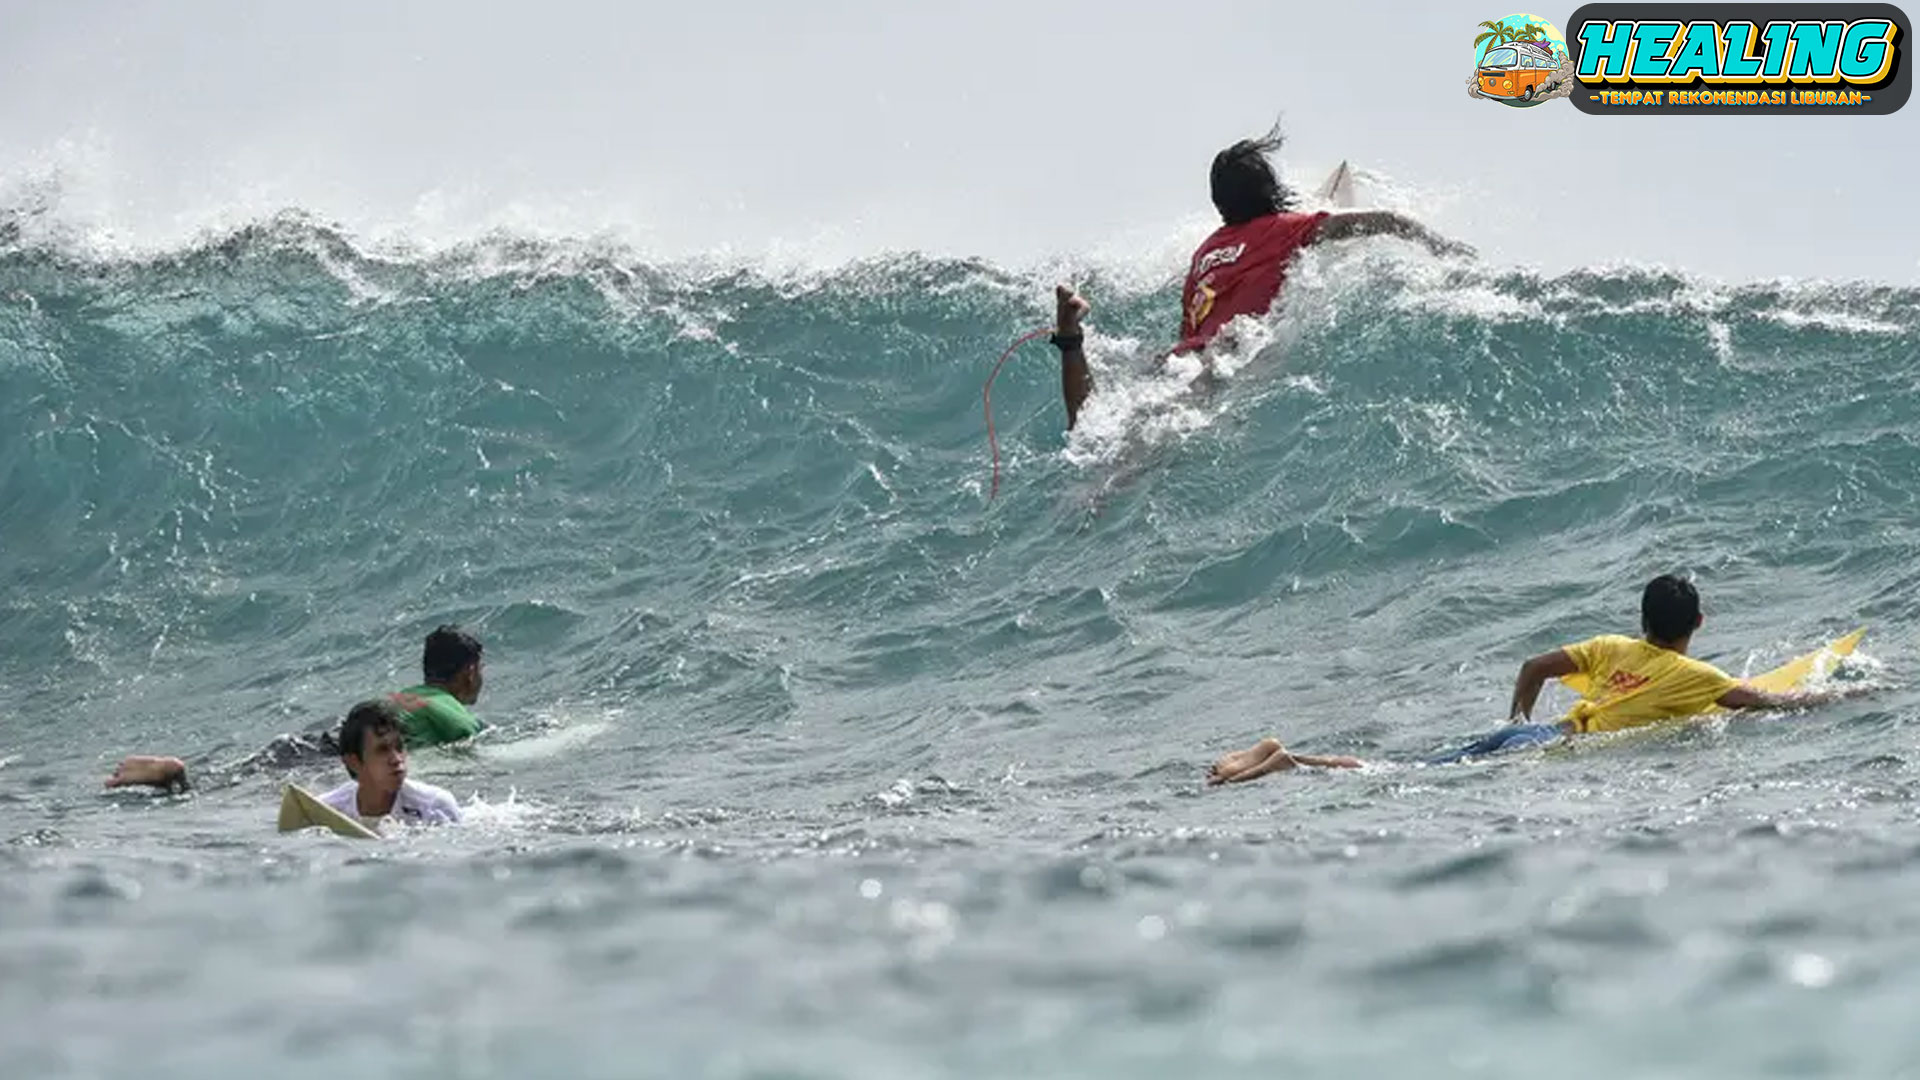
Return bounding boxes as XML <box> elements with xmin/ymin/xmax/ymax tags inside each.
<box><xmin>3</xmin><ymin>209</ymin><xmax>1919</xmax><ymax>1077</ymax></box>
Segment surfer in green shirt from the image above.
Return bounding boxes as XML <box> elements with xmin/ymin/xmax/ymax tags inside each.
<box><xmin>103</xmin><ymin>624</ymin><xmax>488</xmax><ymax>791</ymax></box>
<box><xmin>388</xmin><ymin>625</ymin><xmax>486</xmax><ymax>746</ymax></box>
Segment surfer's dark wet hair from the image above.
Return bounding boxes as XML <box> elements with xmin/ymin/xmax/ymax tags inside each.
<box><xmin>340</xmin><ymin>699</ymin><xmax>405</xmax><ymax>759</ymax></box>
<box><xmin>1642</xmin><ymin>575</ymin><xmax>1702</xmax><ymax>642</ymax></box>
<box><xmin>422</xmin><ymin>624</ymin><xmax>483</xmax><ymax>682</ymax></box>
<box><xmin>1210</xmin><ymin>122</ymin><xmax>1296</xmax><ymax>226</ymax></box>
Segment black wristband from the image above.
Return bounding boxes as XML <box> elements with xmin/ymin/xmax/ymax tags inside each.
<box><xmin>1049</xmin><ymin>331</ymin><xmax>1084</xmax><ymax>350</ymax></box>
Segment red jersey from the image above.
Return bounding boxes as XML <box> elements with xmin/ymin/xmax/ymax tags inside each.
<box><xmin>1176</xmin><ymin>210</ymin><xmax>1328</xmax><ymax>353</ymax></box>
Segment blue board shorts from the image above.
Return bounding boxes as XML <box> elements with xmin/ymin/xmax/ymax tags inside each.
<box><xmin>1427</xmin><ymin>721</ymin><xmax>1573</xmax><ymax>765</ymax></box>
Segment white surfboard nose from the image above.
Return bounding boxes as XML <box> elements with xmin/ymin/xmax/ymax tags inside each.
<box><xmin>1314</xmin><ymin>160</ymin><xmax>1357</xmax><ymax>209</ymax></box>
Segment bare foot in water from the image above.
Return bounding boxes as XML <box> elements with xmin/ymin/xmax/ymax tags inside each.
<box><xmin>1207</xmin><ymin>738</ymin><xmax>1296</xmax><ymax>785</ymax></box>
<box><xmin>105</xmin><ymin>755</ymin><xmax>188</xmax><ymax>790</ymax></box>
<box><xmin>1055</xmin><ymin>284</ymin><xmax>1090</xmax><ymax>336</ymax></box>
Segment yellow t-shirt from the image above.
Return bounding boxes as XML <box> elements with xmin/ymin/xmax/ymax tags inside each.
<box><xmin>1557</xmin><ymin>634</ymin><xmax>1739</xmax><ymax>733</ymax></box>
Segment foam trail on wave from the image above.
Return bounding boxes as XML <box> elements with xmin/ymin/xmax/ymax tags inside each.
<box><xmin>1052</xmin><ymin>236</ymin><xmax>1459</xmax><ymax>478</ymax></box>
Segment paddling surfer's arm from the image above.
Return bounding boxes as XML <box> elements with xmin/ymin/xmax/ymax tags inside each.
<box><xmin>1206</xmin><ymin>737</ymin><xmax>1364</xmax><ymax>786</ymax></box>
<box><xmin>1715</xmin><ymin>684</ymin><xmax>1862</xmax><ymax>711</ymax></box>
<box><xmin>105</xmin><ymin>755</ymin><xmax>192</xmax><ymax>793</ymax></box>
<box><xmin>1507</xmin><ymin>649</ymin><xmax>1579</xmax><ymax>721</ymax></box>
<box><xmin>1053</xmin><ymin>285</ymin><xmax>1093</xmax><ymax>430</ymax></box>
<box><xmin>1315</xmin><ymin>210</ymin><xmax>1475</xmax><ymax>259</ymax></box>
<box><xmin>1060</xmin><ymin>338</ymin><xmax>1092</xmax><ymax>432</ymax></box>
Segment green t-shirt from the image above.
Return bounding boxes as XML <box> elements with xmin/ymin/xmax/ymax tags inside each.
<box><xmin>389</xmin><ymin>685</ymin><xmax>483</xmax><ymax>747</ymax></box>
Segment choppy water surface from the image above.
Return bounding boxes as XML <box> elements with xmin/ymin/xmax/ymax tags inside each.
<box><xmin>4</xmin><ymin>214</ymin><xmax>1919</xmax><ymax>1077</ymax></box>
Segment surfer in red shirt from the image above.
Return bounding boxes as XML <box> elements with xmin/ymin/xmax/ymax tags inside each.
<box><xmin>1052</xmin><ymin>127</ymin><xmax>1474</xmax><ymax>430</ymax></box>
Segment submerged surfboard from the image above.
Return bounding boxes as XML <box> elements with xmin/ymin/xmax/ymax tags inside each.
<box><xmin>1559</xmin><ymin>627</ymin><xmax>1866</xmax><ymax>704</ymax></box>
<box><xmin>277</xmin><ymin>783</ymin><xmax>380</xmax><ymax>840</ymax></box>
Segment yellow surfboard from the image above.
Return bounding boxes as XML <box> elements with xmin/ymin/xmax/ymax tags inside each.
<box><xmin>1738</xmin><ymin>627</ymin><xmax>1867</xmax><ymax>694</ymax></box>
<box><xmin>277</xmin><ymin>783</ymin><xmax>380</xmax><ymax>840</ymax></box>
<box><xmin>1559</xmin><ymin>627</ymin><xmax>1865</xmax><ymax>704</ymax></box>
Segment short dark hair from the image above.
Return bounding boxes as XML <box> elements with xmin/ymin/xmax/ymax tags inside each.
<box><xmin>339</xmin><ymin>699</ymin><xmax>405</xmax><ymax>759</ymax></box>
<box><xmin>1641</xmin><ymin>575</ymin><xmax>1701</xmax><ymax>642</ymax></box>
<box><xmin>422</xmin><ymin>625</ymin><xmax>483</xmax><ymax>683</ymax></box>
<box><xmin>1210</xmin><ymin>122</ymin><xmax>1296</xmax><ymax>225</ymax></box>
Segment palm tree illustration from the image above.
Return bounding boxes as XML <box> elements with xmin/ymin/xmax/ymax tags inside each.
<box><xmin>1477</xmin><ymin>19</ymin><xmax>1561</xmax><ymax>65</ymax></box>
<box><xmin>1474</xmin><ymin>19</ymin><xmax>1517</xmax><ymax>55</ymax></box>
<box><xmin>1511</xmin><ymin>23</ymin><xmax>1550</xmax><ymax>52</ymax></box>
<box><xmin>1520</xmin><ymin>23</ymin><xmax>1565</xmax><ymax>61</ymax></box>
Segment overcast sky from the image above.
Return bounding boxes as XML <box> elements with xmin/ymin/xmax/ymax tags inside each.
<box><xmin>3</xmin><ymin>0</ymin><xmax>1914</xmax><ymax>283</ymax></box>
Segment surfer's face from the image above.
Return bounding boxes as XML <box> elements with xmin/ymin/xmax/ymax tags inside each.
<box><xmin>459</xmin><ymin>659</ymin><xmax>484</xmax><ymax>705</ymax></box>
<box><xmin>349</xmin><ymin>726</ymin><xmax>408</xmax><ymax>792</ymax></box>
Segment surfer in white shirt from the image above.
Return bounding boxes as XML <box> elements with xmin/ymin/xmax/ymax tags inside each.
<box><xmin>316</xmin><ymin>699</ymin><xmax>461</xmax><ymax>827</ymax></box>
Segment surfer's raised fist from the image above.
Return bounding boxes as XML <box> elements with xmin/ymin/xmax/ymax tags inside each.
<box><xmin>1054</xmin><ymin>284</ymin><xmax>1090</xmax><ymax>336</ymax></box>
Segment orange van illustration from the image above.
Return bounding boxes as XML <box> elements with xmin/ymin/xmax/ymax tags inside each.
<box><xmin>1477</xmin><ymin>40</ymin><xmax>1559</xmax><ymax>101</ymax></box>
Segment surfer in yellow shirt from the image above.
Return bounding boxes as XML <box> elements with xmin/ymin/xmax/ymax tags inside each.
<box><xmin>1207</xmin><ymin>575</ymin><xmax>1863</xmax><ymax>784</ymax></box>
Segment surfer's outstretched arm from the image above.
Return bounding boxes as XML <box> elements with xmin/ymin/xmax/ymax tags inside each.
<box><xmin>1716</xmin><ymin>684</ymin><xmax>1865</xmax><ymax>712</ymax></box>
<box><xmin>1315</xmin><ymin>210</ymin><xmax>1476</xmax><ymax>259</ymax></box>
<box><xmin>103</xmin><ymin>728</ymin><xmax>339</xmax><ymax>793</ymax></box>
<box><xmin>104</xmin><ymin>755</ymin><xmax>191</xmax><ymax>793</ymax></box>
<box><xmin>1207</xmin><ymin>737</ymin><xmax>1364</xmax><ymax>786</ymax></box>
<box><xmin>1053</xmin><ymin>285</ymin><xmax>1093</xmax><ymax>430</ymax></box>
